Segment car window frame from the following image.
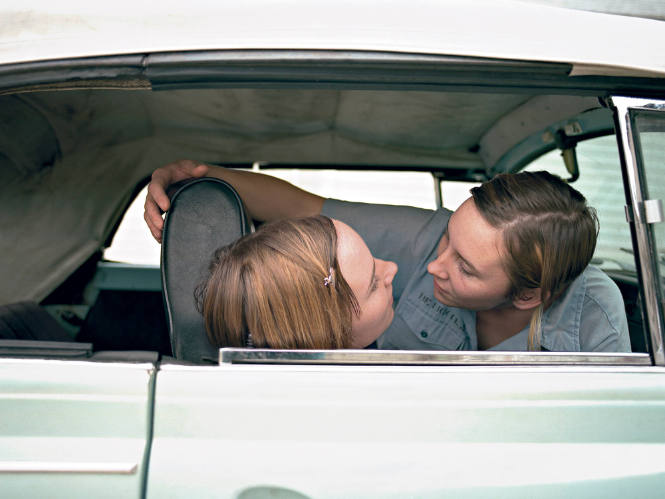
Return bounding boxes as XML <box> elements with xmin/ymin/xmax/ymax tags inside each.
<box><xmin>3</xmin><ymin>50</ymin><xmax>663</xmax><ymax>368</ymax></box>
<box><xmin>610</xmin><ymin>96</ymin><xmax>665</xmax><ymax>366</ymax></box>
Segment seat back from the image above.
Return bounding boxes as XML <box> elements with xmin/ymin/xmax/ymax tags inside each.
<box><xmin>161</xmin><ymin>178</ymin><xmax>251</xmax><ymax>363</ymax></box>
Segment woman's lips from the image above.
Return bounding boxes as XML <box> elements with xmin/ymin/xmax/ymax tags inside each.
<box><xmin>433</xmin><ymin>279</ymin><xmax>447</xmax><ymax>297</ymax></box>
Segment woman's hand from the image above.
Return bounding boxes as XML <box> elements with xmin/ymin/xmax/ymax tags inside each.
<box><xmin>144</xmin><ymin>160</ymin><xmax>209</xmax><ymax>242</ymax></box>
<box><xmin>144</xmin><ymin>159</ymin><xmax>325</xmax><ymax>243</ymax></box>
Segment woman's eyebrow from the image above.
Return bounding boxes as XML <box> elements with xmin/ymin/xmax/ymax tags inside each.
<box><xmin>366</xmin><ymin>258</ymin><xmax>376</xmax><ymax>296</ymax></box>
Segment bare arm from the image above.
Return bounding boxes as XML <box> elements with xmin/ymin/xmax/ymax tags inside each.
<box><xmin>144</xmin><ymin>160</ymin><xmax>324</xmax><ymax>242</ymax></box>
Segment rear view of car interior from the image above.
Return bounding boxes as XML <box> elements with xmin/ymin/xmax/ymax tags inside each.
<box><xmin>0</xmin><ymin>73</ymin><xmax>656</xmax><ymax>361</ymax></box>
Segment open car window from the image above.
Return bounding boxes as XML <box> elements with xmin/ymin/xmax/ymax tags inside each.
<box><xmin>97</xmin><ymin>116</ymin><xmax>652</xmax><ymax>362</ymax></box>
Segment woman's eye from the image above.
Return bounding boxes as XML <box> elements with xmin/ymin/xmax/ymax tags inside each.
<box><xmin>457</xmin><ymin>260</ymin><xmax>472</xmax><ymax>276</ymax></box>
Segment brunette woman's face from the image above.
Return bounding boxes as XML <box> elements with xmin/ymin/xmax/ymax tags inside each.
<box><xmin>333</xmin><ymin>220</ymin><xmax>398</xmax><ymax>348</ymax></box>
<box><xmin>427</xmin><ymin>198</ymin><xmax>513</xmax><ymax>311</ymax></box>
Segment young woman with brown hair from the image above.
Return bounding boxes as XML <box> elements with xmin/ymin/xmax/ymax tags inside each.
<box><xmin>428</xmin><ymin>171</ymin><xmax>609</xmax><ymax>351</ymax></box>
<box><xmin>145</xmin><ymin>161</ymin><xmax>630</xmax><ymax>352</ymax></box>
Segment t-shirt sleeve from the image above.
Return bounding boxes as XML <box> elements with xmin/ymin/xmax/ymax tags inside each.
<box><xmin>321</xmin><ymin>198</ymin><xmax>450</xmax><ymax>298</ymax></box>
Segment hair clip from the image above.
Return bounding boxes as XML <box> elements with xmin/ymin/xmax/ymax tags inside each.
<box><xmin>245</xmin><ymin>331</ymin><xmax>255</xmax><ymax>348</ymax></box>
<box><xmin>323</xmin><ymin>267</ymin><xmax>335</xmax><ymax>287</ymax></box>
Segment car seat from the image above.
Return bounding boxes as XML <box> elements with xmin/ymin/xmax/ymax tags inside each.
<box><xmin>161</xmin><ymin>177</ymin><xmax>252</xmax><ymax>363</ymax></box>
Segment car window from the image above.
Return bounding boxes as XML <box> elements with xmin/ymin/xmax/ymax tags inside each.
<box><xmin>631</xmin><ymin>111</ymin><xmax>665</xmax><ymax>295</ymax></box>
<box><xmin>262</xmin><ymin>169</ymin><xmax>437</xmax><ymax>209</ymax></box>
<box><xmin>104</xmin><ymin>169</ymin><xmax>459</xmax><ymax>265</ymax></box>
<box><xmin>523</xmin><ymin>135</ymin><xmax>635</xmax><ymax>272</ymax></box>
<box><xmin>104</xmin><ymin>187</ymin><xmax>162</xmax><ymax>265</ymax></box>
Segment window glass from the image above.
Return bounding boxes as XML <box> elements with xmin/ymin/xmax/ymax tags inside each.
<box><xmin>104</xmin><ymin>169</ymin><xmax>440</xmax><ymax>265</ymax></box>
<box><xmin>104</xmin><ymin>187</ymin><xmax>161</xmax><ymax>265</ymax></box>
<box><xmin>633</xmin><ymin>111</ymin><xmax>665</xmax><ymax>296</ymax></box>
<box><xmin>261</xmin><ymin>169</ymin><xmax>436</xmax><ymax>209</ymax></box>
<box><xmin>440</xmin><ymin>181</ymin><xmax>480</xmax><ymax>210</ymax></box>
<box><xmin>524</xmin><ymin>135</ymin><xmax>634</xmax><ymax>272</ymax></box>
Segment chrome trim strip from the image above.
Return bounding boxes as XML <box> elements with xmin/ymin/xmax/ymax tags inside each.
<box><xmin>220</xmin><ymin>348</ymin><xmax>651</xmax><ymax>366</ymax></box>
<box><xmin>610</xmin><ymin>96</ymin><xmax>665</xmax><ymax>365</ymax></box>
<box><xmin>0</xmin><ymin>461</ymin><xmax>138</xmax><ymax>474</ymax></box>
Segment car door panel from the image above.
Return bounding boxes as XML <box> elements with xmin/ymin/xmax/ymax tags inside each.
<box><xmin>147</xmin><ymin>364</ymin><xmax>665</xmax><ymax>498</ymax></box>
<box><xmin>0</xmin><ymin>359</ymin><xmax>155</xmax><ymax>498</ymax></box>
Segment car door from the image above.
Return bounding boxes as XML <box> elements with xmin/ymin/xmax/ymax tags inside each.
<box><xmin>146</xmin><ymin>352</ymin><xmax>665</xmax><ymax>499</ymax></box>
<box><xmin>0</xmin><ymin>358</ymin><xmax>155</xmax><ymax>498</ymax></box>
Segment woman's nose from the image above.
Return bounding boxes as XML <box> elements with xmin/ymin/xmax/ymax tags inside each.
<box><xmin>379</xmin><ymin>259</ymin><xmax>398</xmax><ymax>285</ymax></box>
<box><xmin>427</xmin><ymin>253</ymin><xmax>449</xmax><ymax>279</ymax></box>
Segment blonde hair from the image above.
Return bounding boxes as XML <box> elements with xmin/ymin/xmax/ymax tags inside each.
<box><xmin>196</xmin><ymin>216</ymin><xmax>359</xmax><ymax>349</ymax></box>
<box><xmin>471</xmin><ymin>171</ymin><xmax>598</xmax><ymax>350</ymax></box>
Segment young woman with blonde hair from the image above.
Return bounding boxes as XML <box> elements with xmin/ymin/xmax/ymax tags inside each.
<box><xmin>197</xmin><ymin>215</ymin><xmax>397</xmax><ymax>349</ymax></box>
<box><xmin>146</xmin><ymin>161</ymin><xmax>630</xmax><ymax>352</ymax></box>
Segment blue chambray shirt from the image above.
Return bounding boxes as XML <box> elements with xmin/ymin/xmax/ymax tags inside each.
<box><xmin>322</xmin><ymin>198</ymin><xmax>631</xmax><ymax>352</ymax></box>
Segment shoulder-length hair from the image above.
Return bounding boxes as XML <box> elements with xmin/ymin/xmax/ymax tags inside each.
<box><xmin>196</xmin><ymin>215</ymin><xmax>359</xmax><ymax>349</ymax></box>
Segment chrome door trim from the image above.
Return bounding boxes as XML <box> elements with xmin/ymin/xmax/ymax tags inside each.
<box><xmin>610</xmin><ymin>96</ymin><xmax>665</xmax><ymax>366</ymax></box>
<box><xmin>220</xmin><ymin>348</ymin><xmax>651</xmax><ymax>366</ymax></box>
<box><xmin>0</xmin><ymin>461</ymin><xmax>138</xmax><ymax>474</ymax></box>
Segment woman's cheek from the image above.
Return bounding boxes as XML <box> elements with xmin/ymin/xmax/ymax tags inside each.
<box><xmin>452</xmin><ymin>273</ymin><xmax>474</xmax><ymax>295</ymax></box>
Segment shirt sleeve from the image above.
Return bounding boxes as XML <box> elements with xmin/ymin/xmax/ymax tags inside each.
<box><xmin>578</xmin><ymin>269</ymin><xmax>632</xmax><ymax>352</ymax></box>
<box><xmin>321</xmin><ymin>198</ymin><xmax>450</xmax><ymax>299</ymax></box>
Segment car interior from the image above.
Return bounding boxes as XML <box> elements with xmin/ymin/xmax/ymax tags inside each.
<box><xmin>0</xmin><ymin>85</ymin><xmax>654</xmax><ymax>363</ymax></box>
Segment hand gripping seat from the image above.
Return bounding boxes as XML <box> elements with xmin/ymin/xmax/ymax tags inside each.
<box><xmin>161</xmin><ymin>178</ymin><xmax>252</xmax><ymax>363</ymax></box>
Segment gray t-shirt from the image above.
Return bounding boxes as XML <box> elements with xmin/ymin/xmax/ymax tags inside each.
<box><xmin>322</xmin><ymin>198</ymin><xmax>631</xmax><ymax>352</ymax></box>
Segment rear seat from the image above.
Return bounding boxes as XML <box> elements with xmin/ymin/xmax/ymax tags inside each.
<box><xmin>0</xmin><ymin>301</ymin><xmax>75</xmax><ymax>342</ymax></box>
<box><xmin>0</xmin><ymin>300</ymin><xmax>159</xmax><ymax>362</ymax></box>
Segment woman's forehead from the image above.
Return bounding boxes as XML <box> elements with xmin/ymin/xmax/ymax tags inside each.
<box><xmin>332</xmin><ymin>219</ymin><xmax>373</xmax><ymax>294</ymax></box>
<box><xmin>332</xmin><ymin>219</ymin><xmax>367</xmax><ymax>262</ymax></box>
<box><xmin>447</xmin><ymin>200</ymin><xmax>505</xmax><ymax>271</ymax></box>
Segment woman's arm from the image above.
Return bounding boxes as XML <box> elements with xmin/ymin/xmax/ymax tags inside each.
<box><xmin>144</xmin><ymin>160</ymin><xmax>324</xmax><ymax>242</ymax></box>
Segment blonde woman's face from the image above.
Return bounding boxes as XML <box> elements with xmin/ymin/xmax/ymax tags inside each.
<box><xmin>333</xmin><ymin>220</ymin><xmax>398</xmax><ymax>348</ymax></box>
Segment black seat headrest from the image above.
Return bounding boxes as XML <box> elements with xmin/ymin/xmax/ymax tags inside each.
<box><xmin>161</xmin><ymin>177</ymin><xmax>252</xmax><ymax>363</ymax></box>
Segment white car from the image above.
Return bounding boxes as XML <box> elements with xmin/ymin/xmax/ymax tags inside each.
<box><xmin>1</xmin><ymin>1</ymin><xmax>665</xmax><ymax>497</ymax></box>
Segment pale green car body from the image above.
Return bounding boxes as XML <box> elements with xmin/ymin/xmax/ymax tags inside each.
<box><xmin>2</xmin><ymin>2</ymin><xmax>665</xmax><ymax>498</ymax></box>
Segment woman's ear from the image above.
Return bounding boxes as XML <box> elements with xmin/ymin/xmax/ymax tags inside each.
<box><xmin>512</xmin><ymin>288</ymin><xmax>543</xmax><ymax>310</ymax></box>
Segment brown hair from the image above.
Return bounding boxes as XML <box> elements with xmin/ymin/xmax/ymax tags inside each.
<box><xmin>471</xmin><ymin>171</ymin><xmax>598</xmax><ymax>350</ymax></box>
<box><xmin>196</xmin><ymin>215</ymin><xmax>359</xmax><ymax>349</ymax></box>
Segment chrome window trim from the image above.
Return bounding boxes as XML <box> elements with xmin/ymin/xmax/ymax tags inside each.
<box><xmin>610</xmin><ymin>96</ymin><xmax>665</xmax><ymax>365</ymax></box>
<box><xmin>220</xmin><ymin>348</ymin><xmax>650</xmax><ymax>366</ymax></box>
<box><xmin>0</xmin><ymin>461</ymin><xmax>138</xmax><ymax>474</ymax></box>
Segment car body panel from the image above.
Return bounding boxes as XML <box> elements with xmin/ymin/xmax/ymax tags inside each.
<box><xmin>0</xmin><ymin>359</ymin><xmax>155</xmax><ymax>498</ymax></box>
<box><xmin>4</xmin><ymin>1</ymin><xmax>665</xmax><ymax>78</ymax></box>
<box><xmin>147</xmin><ymin>364</ymin><xmax>665</xmax><ymax>498</ymax></box>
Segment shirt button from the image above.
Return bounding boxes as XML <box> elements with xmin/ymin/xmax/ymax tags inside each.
<box><xmin>420</xmin><ymin>330</ymin><xmax>428</xmax><ymax>338</ymax></box>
